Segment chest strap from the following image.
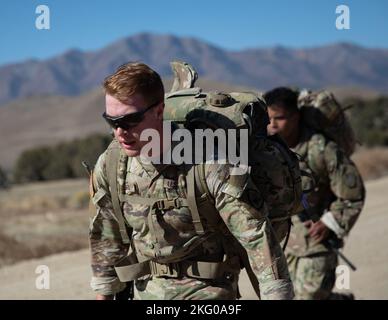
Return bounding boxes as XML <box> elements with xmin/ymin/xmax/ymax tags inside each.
<box><xmin>119</xmin><ymin>194</ymin><xmax>189</xmax><ymax>211</ymax></box>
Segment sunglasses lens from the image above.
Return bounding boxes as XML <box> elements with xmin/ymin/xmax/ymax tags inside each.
<box><xmin>103</xmin><ymin>117</ymin><xmax>119</xmax><ymax>129</ymax></box>
<box><xmin>103</xmin><ymin>114</ymin><xmax>144</xmax><ymax>130</ymax></box>
<box><xmin>127</xmin><ymin>113</ymin><xmax>144</xmax><ymax>123</ymax></box>
<box><xmin>102</xmin><ymin>101</ymin><xmax>158</xmax><ymax>130</ymax></box>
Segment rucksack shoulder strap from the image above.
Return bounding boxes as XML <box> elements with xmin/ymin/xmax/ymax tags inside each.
<box><xmin>105</xmin><ymin>139</ymin><xmax>131</xmax><ymax>244</ymax></box>
<box><xmin>193</xmin><ymin>163</ymin><xmax>221</xmax><ymax>227</ymax></box>
<box><xmin>185</xmin><ymin>164</ymin><xmax>206</xmax><ymax>235</ymax></box>
<box><xmin>185</xmin><ymin>163</ymin><xmax>231</xmax><ymax>233</ymax></box>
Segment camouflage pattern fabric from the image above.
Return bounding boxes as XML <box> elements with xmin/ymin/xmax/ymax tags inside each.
<box><xmin>133</xmin><ymin>276</ymin><xmax>239</xmax><ymax>300</ymax></box>
<box><xmin>285</xmin><ymin>125</ymin><xmax>365</xmax><ymax>299</ymax></box>
<box><xmin>89</xmin><ymin>143</ymin><xmax>294</xmax><ymax>300</ymax></box>
<box><xmin>287</xmin><ymin>252</ymin><xmax>354</xmax><ymax>300</ymax></box>
<box><xmin>287</xmin><ymin>252</ymin><xmax>337</xmax><ymax>300</ymax></box>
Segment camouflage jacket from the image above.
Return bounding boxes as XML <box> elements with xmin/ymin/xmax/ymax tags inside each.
<box><xmin>286</xmin><ymin>126</ymin><xmax>365</xmax><ymax>257</ymax></box>
<box><xmin>89</xmin><ymin>145</ymin><xmax>293</xmax><ymax>300</ymax></box>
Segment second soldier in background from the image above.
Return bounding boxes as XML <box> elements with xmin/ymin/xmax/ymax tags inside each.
<box><xmin>264</xmin><ymin>87</ymin><xmax>365</xmax><ymax>300</ymax></box>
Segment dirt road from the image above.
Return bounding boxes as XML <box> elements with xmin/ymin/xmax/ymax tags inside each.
<box><xmin>1</xmin><ymin>176</ymin><xmax>387</xmax><ymax>300</ymax></box>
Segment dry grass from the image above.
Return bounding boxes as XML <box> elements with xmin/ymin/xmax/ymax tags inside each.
<box><xmin>0</xmin><ymin>178</ymin><xmax>90</xmax><ymax>213</ymax></box>
<box><xmin>0</xmin><ymin>208</ymin><xmax>90</xmax><ymax>267</ymax></box>
<box><xmin>0</xmin><ymin>179</ymin><xmax>90</xmax><ymax>266</ymax></box>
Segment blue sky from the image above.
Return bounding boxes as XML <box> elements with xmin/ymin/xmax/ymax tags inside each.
<box><xmin>0</xmin><ymin>0</ymin><xmax>387</xmax><ymax>66</ymax></box>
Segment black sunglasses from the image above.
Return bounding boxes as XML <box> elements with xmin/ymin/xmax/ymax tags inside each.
<box><xmin>102</xmin><ymin>100</ymin><xmax>161</xmax><ymax>130</ymax></box>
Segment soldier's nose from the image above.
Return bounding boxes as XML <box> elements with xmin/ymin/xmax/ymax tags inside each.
<box><xmin>116</xmin><ymin>127</ymin><xmax>129</xmax><ymax>137</ymax></box>
<box><xmin>268</xmin><ymin>122</ymin><xmax>276</xmax><ymax>130</ymax></box>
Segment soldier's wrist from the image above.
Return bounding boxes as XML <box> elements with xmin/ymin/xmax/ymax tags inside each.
<box><xmin>90</xmin><ymin>276</ymin><xmax>127</xmax><ymax>296</ymax></box>
<box><xmin>260</xmin><ymin>279</ymin><xmax>295</xmax><ymax>300</ymax></box>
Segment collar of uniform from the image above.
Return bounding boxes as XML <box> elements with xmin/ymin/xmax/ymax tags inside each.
<box><xmin>140</xmin><ymin>145</ymin><xmax>182</xmax><ymax>175</ymax></box>
<box><xmin>136</xmin><ymin>159</ymin><xmax>170</xmax><ymax>180</ymax></box>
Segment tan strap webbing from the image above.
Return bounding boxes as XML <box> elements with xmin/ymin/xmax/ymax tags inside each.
<box><xmin>106</xmin><ymin>143</ymin><xmax>130</xmax><ymax>244</ymax></box>
<box><xmin>115</xmin><ymin>258</ymin><xmax>152</xmax><ymax>281</ymax></box>
<box><xmin>186</xmin><ymin>165</ymin><xmax>205</xmax><ymax>235</ymax></box>
<box><xmin>195</xmin><ymin>163</ymin><xmax>211</xmax><ymax>198</ymax></box>
<box><xmin>119</xmin><ymin>194</ymin><xmax>189</xmax><ymax>210</ymax></box>
<box><xmin>118</xmin><ymin>195</ymin><xmax>158</xmax><ymax>206</ymax></box>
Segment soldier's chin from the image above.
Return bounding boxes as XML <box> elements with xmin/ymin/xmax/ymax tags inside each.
<box><xmin>123</xmin><ymin>149</ymin><xmax>140</xmax><ymax>157</ymax></box>
<box><xmin>268</xmin><ymin>130</ymin><xmax>279</xmax><ymax>136</ymax></box>
<box><xmin>121</xmin><ymin>142</ymin><xmax>140</xmax><ymax>157</ymax></box>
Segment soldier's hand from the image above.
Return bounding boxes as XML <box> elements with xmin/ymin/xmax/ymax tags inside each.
<box><xmin>307</xmin><ymin>220</ymin><xmax>330</xmax><ymax>243</ymax></box>
<box><xmin>96</xmin><ymin>294</ymin><xmax>114</xmax><ymax>300</ymax></box>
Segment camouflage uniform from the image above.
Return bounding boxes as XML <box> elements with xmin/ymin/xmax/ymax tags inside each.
<box><xmin>89</xmin><ymin>142</ymin><xmax>294</xmax><ymax>300</ymax></box>
<box><xmin>286</xmin><ymin>125</ymin><xmax>365</xmax><ymax>299</ymax></box>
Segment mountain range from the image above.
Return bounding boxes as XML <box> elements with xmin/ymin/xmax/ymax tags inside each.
<box><xmin>1</xmin><ymin>33</ymin><xmax>387</xmax><ymax>106</ymax></box>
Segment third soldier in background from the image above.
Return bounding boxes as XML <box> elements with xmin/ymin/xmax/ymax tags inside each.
<box><xmin>263</xmin><ymin>87</ymin><xmax>365</xmax><ymax>300</ymax></box>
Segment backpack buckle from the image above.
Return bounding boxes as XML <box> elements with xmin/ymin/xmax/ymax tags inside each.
<box><xmin>155</xmin><ymin>198</ymin><xmax>180</xmax><ymax>210</ymax></box>
<box><xmin>150</xmin><ymin>261</ymin><xmax>180</xmax><ymax>278</ymax></box>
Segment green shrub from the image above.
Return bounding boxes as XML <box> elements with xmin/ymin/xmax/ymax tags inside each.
<box><xmin>13</xmin><ymin>133</ymin><xmax>111</xmax><ymax>183</ymax></box>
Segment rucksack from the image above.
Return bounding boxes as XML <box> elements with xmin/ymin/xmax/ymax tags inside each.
<box><xmin>298</xmin><ymin>89</ymin><xmax>356</xmax><ymax>157</ymax></box>
<box><xmin>163</xmin><ymin>88</ymin><xmax>303</xmax><ymax>231</ymax></box>
<box><xmin>164</xmin><ymin>61</ymin><xmax>303</xmax><ymax>233</ymax></box>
